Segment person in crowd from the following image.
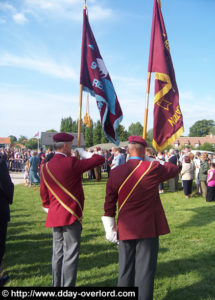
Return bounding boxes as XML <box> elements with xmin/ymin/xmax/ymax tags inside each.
<box><xmin>102</xmin><ymin>136</ymin><xmax>179</xmax><ymax>300</ymax></box>
<box><xmin>24</xmin><ymin>160</ymin><xmax>30</xmax><ymax>186</ymax></box>
<box><xmin>103</xmin><ymin>150</ymin><xmax>111</xmax><ymax>177</ymax></box>
<box><xmin>167</xmin><ymin>149</ymin><xmax>178</xmax><ymax>192</ymax></box>
<box><xmin>40</xmin><ymin>133</ymin><xmax>105</xmax><ymax>287</ymax></box>
<box><xmin>38</xmin><ymin>148</ymin><xmax>44</xmax><ymax>165</ymax></box>
<box><xmin>0</xmin><ymin>153</ymin><xmax>14</xmax><ymax>286</ymax></box>
<box><xmin>206</xmin><ymin>162</ymin><xmax>215</xmax><ymax>202</ymax></box>
<box><xmin>199</xmin><ymin>154</ymin><xmax>209</xmax><ymax>198</ymax></box>
<box><xmin>44</xmin><ymin>147</ymin><xmax>55</xmax><ymax>163</ymax></box>
<box><xmin>29</xmin><ymin>151</ymin><xmax>40</xmax><ymax>186</ymax></box>
<box><xmin>181</xmin><ymin>156</ymin><xmax>195</xmax><ymax>199</ymax></box>
<box><xmin>157</xmin><ymin>152</ymin><xmax>165</xmax><ymax>194</ymax></box>
<box><xmin>111</xmin><ymin>148</ymin><xmax>126</xmax><ymax>170</ymax></box>
<box><xmin>193</xmin><ymin>152</ymin><xmax>201</xmax><ymax>194</ymax></box>
<box><xmin>93</xmin><ymin>147</ymin><xmax>102</xmax><ymax>181</ymax></box>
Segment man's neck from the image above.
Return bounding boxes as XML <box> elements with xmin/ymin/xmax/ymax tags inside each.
<box><xmin>55</xmin><ymin>151</ymin><xmax>67</xmax><ymax>157</ymax></box>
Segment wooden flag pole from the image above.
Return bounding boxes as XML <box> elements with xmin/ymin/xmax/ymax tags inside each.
<box><xmin>77</xmin><ymin>0</ymin><xmax>87</xmax><ymax>148</ymax></box>
<box><xmin>142</xmin><ymin>72</ymin><xmax>151</xmax><ymax>139</ymax></box>
<box><xmin>77</xmin><ymin>84</ymin><xmax>83</xmax><ymax>147</ymax></box>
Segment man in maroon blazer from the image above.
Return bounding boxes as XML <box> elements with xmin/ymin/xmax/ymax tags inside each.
<box><xmin>102</xmin><ymin>136</ymin><xmax>179</xmax><ymax>300</ymax></box>
<box><xmin>40</xmin><ymin>133</ymin><xmax>105</xmax><ymax>287</ymax></box>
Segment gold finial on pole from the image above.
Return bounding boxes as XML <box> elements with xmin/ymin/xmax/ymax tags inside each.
<box><xmin>83</xmin><ymin>0</ymin><xmax>87</xmax><ymax>9</ymax></box>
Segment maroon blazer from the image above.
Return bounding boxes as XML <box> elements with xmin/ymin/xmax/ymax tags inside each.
<box><xmin>40</xmin><ymin>153</ymin><xmax>105</xmax><ymax>227</ymax></box>
<box><xmin>104</xmin><ymin>159</ymin><xmax>179</xmax><ymax>240</ymax></box>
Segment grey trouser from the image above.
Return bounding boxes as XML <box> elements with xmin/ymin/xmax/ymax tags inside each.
<box><xmin>118</xmin><ymin>238</ymin><xmax>159</xmax><ymax>300</ymax></box>
<box><xmin>52</xmin><ymin>221</ymin><xmax>82</xmax><ymax>287</ymax></box>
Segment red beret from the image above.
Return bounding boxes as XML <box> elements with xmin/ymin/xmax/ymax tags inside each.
<box><xmin>128</xmin><ymin>135</ymin><xmax>147</xmax><ymax>147</ymax></box>
<box><xmin>53</xmin><ymin>133</ymin><xmax>74</xmax><ymax>142</ymax></box>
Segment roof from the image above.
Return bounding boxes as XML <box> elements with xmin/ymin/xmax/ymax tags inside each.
<box><xmin>0</xmin><ymin>137</ymin><xmax>11</xmax><ymax>144</ymax></box>
<box><xmin>173</xmin><ymin>135</ymin><xmax>215</xmax><ymax>146</ymax></box>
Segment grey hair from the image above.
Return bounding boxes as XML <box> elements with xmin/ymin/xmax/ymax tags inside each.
<box><xmin>54</xmin><ymin>142</ymin><xmax>65</xmax><ymax>150</ymax></box>
<box><xmin>169</xmin><ymin>148</ymin><xmax>175</xmax><ymax>155</ymax></box>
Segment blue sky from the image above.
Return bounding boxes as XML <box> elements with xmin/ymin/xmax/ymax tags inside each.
<box><xmin>0</xmin><ymin>0</ymin><xmax>214</xmax><ymax>139</ymax></box>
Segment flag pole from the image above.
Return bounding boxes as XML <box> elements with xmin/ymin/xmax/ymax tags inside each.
<box><xmin>77</xmin><ymin>84</ymin><xmax>83</xmax><ymax>147</ymax></box>
<box><xmin>77</xmin><ymin>0</ymin><xmax>87</xmax><ymax>148</ymax></box>
<box><xmin>142</xmin><ymin>72</ymin><xmax>151</xmax><ymax>139</ymax></box>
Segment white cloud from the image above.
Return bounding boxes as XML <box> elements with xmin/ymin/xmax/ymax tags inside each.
<box><xmin>23</xmin><ymin>0</ymin><xmax>114</xmax><ymax>22</ymax></box>
<box><xmin>13</xmin><ymin>13</ymin><xmax>28</xmax><ymax>24</ymax></box>
<box><xmin>0</xmin><ymin>3</ymin><xmax>16</xmax><ymax>12</ymax></box>
<box><xmin>0</xmin><ymin>53</ymin><xmax>78</xmax><ymax>80</ymax></box>
<box><xmin>0</xmin><ymin>85</ymin><xmax>80</xmax><ymax>138</ymax></box>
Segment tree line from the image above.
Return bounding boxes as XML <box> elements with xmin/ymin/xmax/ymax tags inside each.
<box><xmin>8</xmin><ymin>118</ymin><xmax>215</xmax><ymax>150</ymax></box>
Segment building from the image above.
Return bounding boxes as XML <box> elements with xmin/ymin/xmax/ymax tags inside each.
<box><xmin>41</xmin><ymin>132</ymin><xmax>84</xmax><ymax>148</ymax></box>
<box><xmin>172</xmin><ymin>135</ymin><xmax>215</xmax><ymax>149</ymax></box>
<box><xmin>0</xmin><ymin>137</ymin><xmax>11</xmax><ymax>148</ymax></box>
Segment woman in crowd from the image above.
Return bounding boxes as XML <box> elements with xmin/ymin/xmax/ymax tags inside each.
<box><xmin>29</xmin><ymin>151</ymin><xmax>40</xmax><ymax>186</ymax></box>
<box><xmin>199</xmin><ymin>154</ymin><xmax>209</xmax><ymax>198</ymax></box>
<box><xmin>206</xmin><ymin>162</ymin><xmax>215</xmax><ymax>202</ymax></box>
<box><xmin>181</xmin><ymin>156</ymin><xmax>195</xmax><ymax>199</ymax></box>
<box><xmin>194</xmin><ymin>152</ymin><xmax>201</xmax><ymax>194</ymax></box>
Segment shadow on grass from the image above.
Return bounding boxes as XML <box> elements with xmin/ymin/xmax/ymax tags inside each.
<box><xmin>178</xmin><ymin>205</ymin><xmax>215</xmax><ymax>228</ymax></box>
<box><xmin>158</xmin><ymin>252</ymin><xmax>215</xmax><ymax>299</ymax></box>
<box><xmin>5</xmin><ymin>231</ymin><xmax>52</xmax><ymax>285</ymax></box>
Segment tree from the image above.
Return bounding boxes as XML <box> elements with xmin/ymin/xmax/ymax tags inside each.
<box><xmin>72</xmin><ymin>120</ymin><xmax>78</xmax><ymax>133</ymax></box>
<box><xmin>8</xmin><ymin>135</ymin><xmax>17</xmax><ymax>145</ymax></box>
<box><xmin>25</xmin><ymin>138</ymin><xmax>38</xmax><ymax>150</ymax></box>
<box><xmin>101</xmin><ymin>128</ymin><xmax>109</xmax><ymax>144</ymax></box>
<box><xmin>60</xmin><ymin>117</ymin><xmax>73</xmax><ymax>132</ymax></box>
<box><xmin>84</xmin><ymin>119</ymin><xmax>94</xmax><ymax>147</ymax></box>
<box><xmin>128</xmin><ymin>122</ymin><xmax>143</xmax><ymax>136</ymax></box>
<box><xmin>189</xmin><ymin>120</ymin><xmax>215</xmax><ymax>137</ymax></box>
<box><xmin>46</xmin><ymin>129</ymin><xmax>57</xmax><ymax>132</ymax></box>
<box><xmin>93</xmin><ymin>120</ymin><xmax>102</xmax><ymax>145</ymax></box>
<box><xmin>198</xmin><ymin>142</ymin><xmax>215</xmax><ymax>152</ymax></box>
<box><xmin>17</xmin><ymin>135</ymin><xmax>28</xmax><ymax>145</ymax></box>
<box><xmin>146</xmin><ymin>128</ymin><xmax>153</xmax><ymax>144</ymax></box>
<box><xmin>116</xmin><ymin>124</ymin><xmax>128</xmax><ymax>142</ymax></box>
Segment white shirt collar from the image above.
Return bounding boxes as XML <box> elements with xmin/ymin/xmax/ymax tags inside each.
<box><xmin>55</xmin><ymin>151</ymin><xmax>67</xmax><ymax>157</ymax></box>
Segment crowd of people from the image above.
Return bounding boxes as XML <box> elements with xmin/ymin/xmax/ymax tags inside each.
<box><xmin>0</xmin><ymin>145</ymin><xmax>215</xmax><ymax>200</ymax></box>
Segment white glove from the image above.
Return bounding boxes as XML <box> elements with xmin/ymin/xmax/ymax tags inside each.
<box><xmin>42</xmin><ymin>207</ymin><xmax>49</xmax><ymax>213</ymax></box>
<box><xmin>144</xmin><ymin>155</ymin><xmax>165</xmax><ymax>165</ymax></box>
<box><xmin>101</xmin><ymin>216</ymin><xmax>118</xmax><ymax>243</ymax></box>
<box><xmin>75</xmin><ymin>148</ymin><xmax>93</xmax><ymax>159</ymax></box>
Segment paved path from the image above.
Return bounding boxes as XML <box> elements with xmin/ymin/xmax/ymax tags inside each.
<box><xmin>10</xmin><ymin>172</ymin><xmax>25</xmax><ymax>185</ymax></box>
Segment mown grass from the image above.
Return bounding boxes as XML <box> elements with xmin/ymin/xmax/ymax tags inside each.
<box><xmin>3</xmin><ymin>176</ymin><xmax>215</xmax><ymax>299</ymax></box>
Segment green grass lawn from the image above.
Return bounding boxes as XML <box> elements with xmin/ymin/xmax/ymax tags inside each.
<box><xmin>3</xmin><ymin>176</ymin><xmax>215</xmax><ymax>299</ymax></box>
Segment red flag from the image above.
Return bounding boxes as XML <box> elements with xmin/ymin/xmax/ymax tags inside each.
<box><xmin>148</xmin><ymin>0</ymin><xmax>184</xmax><ymax>151</ymax></box>
<box><xmin>80</xmin><ymin>7</ymin><xmax>123</xmax><ymax>145</ymax></box>
<box><xmin>33</xmin><ymin>132</ymin><xmax>39</xmax><ymax>138</ymax></box>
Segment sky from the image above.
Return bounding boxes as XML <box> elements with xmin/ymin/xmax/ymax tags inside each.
<box><xmin>0</xmin><ymin>0</ymin><xmax>214</xmax><ymax>139</ymax></box>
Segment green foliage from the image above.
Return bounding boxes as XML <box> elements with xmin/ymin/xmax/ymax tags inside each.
<box><xmin>93</xmin><ymin>120</ymin><xmax>102</xmax><ymax>145</ymax></box>
<box><xmin>198</xmin><ymin>142</ymin><xmax>215</xmax><ymax>152</ymax></box>
<box><xmin>45</xmin><ymin>129</ymin><xmax>57</xmax><ymax>132</ymax></box>
<box><xmin>60</xmin><ymin>116</ymin><xmax>73</xmax><ymax>132</ymax></box>
<box><xmin>128</xmin><ymin>122</ymin><xmax>143</xmax><ymax>136</ymax></box>
<box><xmin>25</xmin><ymin>138</ymin><xmax>38</xmax><ymax>150</ymax></box>
<box><xmin>17</xmin><ymin>135</ymin><xmax>28</xmax><ymax>145</ymax></box>
<box><xmin>84</xmin><ymin>120</ymin><xmax>94</xmax><ymax>147</ymax></box>
<box><xmin>5</xmin><ymin>181</ymin><xmax>215</xmax><ymax>300</ymax></box>
<box><xmin>146</xmin><ymin>128</ymin><xmax>153</xmax><ymax>144</ymax></box>
<box><xmin>8</xmin><ymin>135</ymin><xmax>17</xmax><ymax>145</ymax></box>
<box><xmin>101</xmin><ymin>128</ymin><xmax>109</xmax><ymax>144</ymax></box>
<box><xmin>189</xmin><ymin>119</ymin><xmax>215</xmax><ymax>137</ymax></box>
<box><xmin>116</xmin><ymin>124</ymin><xmax>128</xmax><ymax>142</ymax></box>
